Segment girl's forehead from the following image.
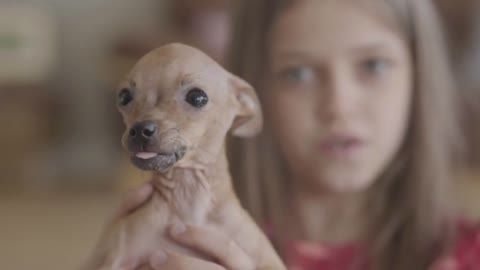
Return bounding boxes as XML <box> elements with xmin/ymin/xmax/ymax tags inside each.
<box><xmin>272</xmin><ymin>0</ymin><xmax>403</xmax><ymax>37</ymax></box>
<box><xmin>269</xmin><ymin>0</ymin><xmax>406</xmax><ymax>55</ymax></box>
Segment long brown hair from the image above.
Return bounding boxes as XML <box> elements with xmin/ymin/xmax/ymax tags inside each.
<box><xmin>228</xmin><ymin>0</ymin><xmax>461</xmax><ymax>269</ymax></box>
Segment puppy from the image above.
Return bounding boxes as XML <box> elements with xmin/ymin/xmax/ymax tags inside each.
<box><xmin>90</xmin><ymin>43</ymin><xmax>284</xmax><ymax>270</ymax></box>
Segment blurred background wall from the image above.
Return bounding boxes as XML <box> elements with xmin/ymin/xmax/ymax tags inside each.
<box><xmin>436</xmin><ymin>0</ymin><xmax>480</xmax><ymax>168</ymax></box>
<box><xmin>0</xmin><ymin>0</ymin><xmax>479</xmax><ymax>269</ymax></box>
<box><xmin>0</xmin><ymin>0</ymin><xmax>167</xmax><ymax>190</ymax></box>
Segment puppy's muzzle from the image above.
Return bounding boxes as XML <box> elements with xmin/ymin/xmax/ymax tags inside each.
<box><xmin>127</xmin><ymin>120</ymin><xmax>187</xmax><ymax>172</ymax></box>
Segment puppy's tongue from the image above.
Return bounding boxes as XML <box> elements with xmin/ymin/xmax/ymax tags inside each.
<box><xmin>135</xmin><ymin>152</ymin><xmax>158</xmax><ymax>160</ymax></box>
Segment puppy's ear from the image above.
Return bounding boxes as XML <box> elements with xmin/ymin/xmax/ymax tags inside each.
<box><xmin>228</xmin><ymin>73</ymin><xmax>263</xmax><ymax>137</ymax></box>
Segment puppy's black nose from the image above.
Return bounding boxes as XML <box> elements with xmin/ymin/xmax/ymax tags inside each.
<box><xmin>129</xmin><ymin>121</ymin><xmax>158</xmax><ymax>139</ymax></box>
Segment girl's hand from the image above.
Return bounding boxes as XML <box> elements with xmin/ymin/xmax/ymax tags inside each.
<box><xmin>144</xmin><ymin>222</ymin><xmax>255</xmax><ymax>270</ymax></box>
<box><xmin>86</xmin><ymin>182</ymin><xmax>263</xmax><ymax>270</ymax></box>
<box><xmin>81</xmin><ymin>182</ymin><xmax>154</xmax><ymax>270</ymax></box>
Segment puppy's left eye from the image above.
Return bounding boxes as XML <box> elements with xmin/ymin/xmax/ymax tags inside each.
<box><xmin>118</xmin><ymin>88</ymin><xmax>133</xmax><ymax>106</ymax></box>
<box><xmin>185</xmin><ymin>88</ymin><xmax>208</xmax><ymax>108</ymax></box>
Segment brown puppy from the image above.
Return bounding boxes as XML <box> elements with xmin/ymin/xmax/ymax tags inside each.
<box><xmin>90</xmin><ymin>43</ymin><xmax>284</xmax><ymax>270</ymax></box>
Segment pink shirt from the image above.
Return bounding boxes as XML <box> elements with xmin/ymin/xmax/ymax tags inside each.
<box><xmin>281</xmin><ymin>222</ymin><xmax>480</xmax><ymax>270</ymax></box>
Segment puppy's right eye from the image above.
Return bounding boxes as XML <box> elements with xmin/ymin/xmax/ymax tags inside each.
<box><xmin>185</xmin><ymin>88</ymin><xmax>208</xmax><ymax>108</ymax></box>
<box><xmin>118</xmin><ymin>88</ymin><xmax>133</xmax><ymax>106</ymax></box>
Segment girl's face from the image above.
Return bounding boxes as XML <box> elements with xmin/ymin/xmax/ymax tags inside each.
<box><xmin>266</xmin><ymin>0</ymin><xmax>413</xmax><ymax>193</ymax></box>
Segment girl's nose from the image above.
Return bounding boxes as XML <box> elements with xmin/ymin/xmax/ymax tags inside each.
<box><xmin>317</xmin><ymin>68</ymin><xmax>358</xmax><ymax>122</ymax></box>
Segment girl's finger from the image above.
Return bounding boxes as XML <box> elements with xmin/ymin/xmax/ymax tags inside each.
<box><xmin>149</xmin><ymin>251</ymin><xmax>226</xmax><ymax>270</ymax></box>
<box><xmin>168</xmin><ymin>223</ymin><xmax>255</xmax><ymax>270</ymax></box>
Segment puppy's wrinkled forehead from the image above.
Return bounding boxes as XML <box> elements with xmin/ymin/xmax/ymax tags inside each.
<box><xmin>128</xmin><ymin>43</ymin><xmax>226</xmax><ymax>91</ymax></box>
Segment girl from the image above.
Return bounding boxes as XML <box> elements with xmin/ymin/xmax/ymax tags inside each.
<box><xmin>91</xmin><ymin>0</ymin><xmax>480</xmax><ymax>269</ymax></box>
<box><xmin>229</xmin><ymin>0</ymin><xmax>474</xmax><ymax>269</ymax></box>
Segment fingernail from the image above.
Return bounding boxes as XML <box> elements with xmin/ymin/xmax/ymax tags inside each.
<box><xmin>170</xmin><ymin>221</ymin><xmax>186</xmax><ymax>237</ymax></box>
<box><xmin>150</xmin><ymin>251</ymin><xmax>167</xmax><ymax>268</ymax></box>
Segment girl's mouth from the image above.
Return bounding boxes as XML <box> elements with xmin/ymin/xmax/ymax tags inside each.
<box><xmin>318</xmin><ymin>134</ymin><xmax>365</xmax><ymax>160</ymax></box>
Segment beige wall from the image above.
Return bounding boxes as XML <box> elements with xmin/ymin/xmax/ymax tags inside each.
<box><xmin>1</xmin><ymin>0</ymin><xmax>167</xmax><ymax>185</ymax></box>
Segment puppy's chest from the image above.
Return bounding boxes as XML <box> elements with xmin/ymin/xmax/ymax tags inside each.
<box><xmin>169</xmin><ymin>185</ymin><xmax>213</xmax><ymax>224</ymax></box>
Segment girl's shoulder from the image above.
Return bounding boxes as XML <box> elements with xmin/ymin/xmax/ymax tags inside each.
<box><xmin>432</xmin><ymin>220</ymin><xmax>480</xmax><ymax>270</ymax></box>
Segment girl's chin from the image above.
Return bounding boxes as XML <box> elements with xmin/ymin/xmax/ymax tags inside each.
<box><xmin>309</xmin><ymin>172</ymin><xmax>376</xmax><ymax>194</ymax></box>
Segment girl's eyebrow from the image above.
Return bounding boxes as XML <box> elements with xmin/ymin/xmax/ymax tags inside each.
<box><xmin>272</xmin><ymin>42</ymin><xmax>395</xmax><ymax>57</ymax></box>
<box><xmin>269</xmin><ymin>41</ymin><xmax>401</xmax><ymax>67</ymax></box>
<box><xmin>270</xmin><ymin>50</ymin><xmax>318</xmax><ymax>62</ymax></box>
<box><xmin>349</xmin><ymin>41</ymin><xmax>400</xmax><ymax>56</ymax></box>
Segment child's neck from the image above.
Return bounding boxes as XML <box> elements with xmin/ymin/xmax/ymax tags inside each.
<box><xmin>291</xmin><ymin>187</ymin><xmax>370</xmax><ymax>245</ymax></box>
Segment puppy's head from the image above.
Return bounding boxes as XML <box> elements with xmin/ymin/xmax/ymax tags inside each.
<box><xmin>116</xmin><ymin>43</ymin><xmax>262</xmax><ymax>172</ymax></box>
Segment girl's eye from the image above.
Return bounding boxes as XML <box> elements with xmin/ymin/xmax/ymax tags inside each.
<box><xmin>361</xmin><ymin>58</ymin><xmax>389</xmax><ymax>76</ymax></box>
<box><xmin>118</xmin><ymin>88</ymin><xmax>134</xmax><ymax>106</ymax></box>
<box><xmin>279</xmin><ymin>66</ymin><xmax>316</xmax><ymax>83</ymax></box>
